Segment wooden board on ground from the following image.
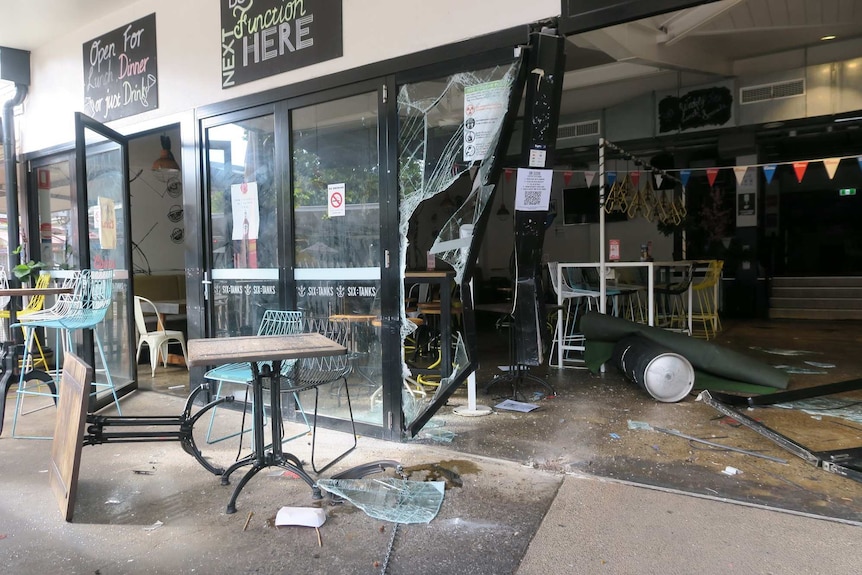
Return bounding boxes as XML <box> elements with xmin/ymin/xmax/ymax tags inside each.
<box><xmin>49</xmin><ymin>353</ymin><xmax>93</xmax><ymax>522</ymax></box>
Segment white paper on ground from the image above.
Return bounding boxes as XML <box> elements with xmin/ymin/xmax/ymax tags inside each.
<box><xmin>495</xmin><ymin>399</ymin><xmax>540</xmax><ymax>412</ymax></box>
<box><xmin>275</xmin><ymin>507</ymin><xmax>327</xmax><ymax>528</ymax></box>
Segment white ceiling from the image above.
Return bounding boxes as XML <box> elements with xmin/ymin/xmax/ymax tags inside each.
<box><xmin>561</xmin><ymin>0</ymin><xmax>862</xmax><ymax>116</ymax></box>
<box><xmin>0</xmin><ymin>0</ymin><xmax>140</xmax><ymax>51</ymax></box>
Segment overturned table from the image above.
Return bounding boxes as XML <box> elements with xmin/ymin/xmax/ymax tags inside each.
<box><xmin>187</xmin><ymin>332</ymin><xmax>346</xmax><ymax>514</ymax></box>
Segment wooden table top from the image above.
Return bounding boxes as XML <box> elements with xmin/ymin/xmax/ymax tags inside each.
<box><xmin>0</xmin><ymin>287</ymin><xmax>72</xmax><ymax>297</ymax></box>
<box><xmin>187</xmin><ymin>333</ymin><xmax>346</xmax><ymax>367</ymax></box>
<box><xmin>329</xmin><ymin>314</ymin><xmax>378</xmax><ymax>322</ymax></box>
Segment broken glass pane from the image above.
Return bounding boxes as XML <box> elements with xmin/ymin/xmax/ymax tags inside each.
<box><xmin>397</xmin><ymin>60</ymin><xmax>520</xmax><ymax>432</ymax></box>
<box><xmin>398</xmin><ymin>63</ymin><xmax>518</xmax><ymax>342</ymax></box>
<box><xmin>316</xmin><ymin>478</ymin><xmax>445</xmax><ymax>523</ymax></box>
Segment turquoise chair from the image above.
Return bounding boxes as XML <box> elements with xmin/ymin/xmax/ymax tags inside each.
<box><xmin>204</xmin><ymin>310</ymin><xmax>310</xmax><ymax>445</ymax></box>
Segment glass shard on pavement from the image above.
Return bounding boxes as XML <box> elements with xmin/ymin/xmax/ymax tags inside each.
<box><xmin>317</xmin><ymin>478</ymin><xmax>445</xmax><ymax>524</ymax></box>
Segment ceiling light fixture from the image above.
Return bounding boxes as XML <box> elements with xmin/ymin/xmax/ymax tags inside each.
<box><xmin>820</xmin><ymin>35</ymin><xmax>837</xmax><ymax>41</ymax></box>
<box><xmin>834</xmin><ymin>115</ymin><xmax>862</xmax><ymax>123</ymax></box>
<box><xmin>152</xmin><ymin>135</ymin><xmax>180</xmax><ymax>173</ymax></box>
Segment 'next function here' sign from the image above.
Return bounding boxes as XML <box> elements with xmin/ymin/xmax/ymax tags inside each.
<box><xmin>83</xmin><ymin>13</ymin><xmax>158</xmax><ymax>122</ymax></box>
<box><xmin>221</xmin><ymin>0</ymin><xmax>343</xmax><ymax>89</ymax></box>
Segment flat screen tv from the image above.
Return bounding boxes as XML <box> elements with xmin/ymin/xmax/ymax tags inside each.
<box><xmin>562</xmin><ymin>187</ymin><xmax>627</xmax><ymax>225</ymax></box>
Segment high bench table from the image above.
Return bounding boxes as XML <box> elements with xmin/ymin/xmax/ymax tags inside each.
<box><xmin>187</xmin><ymin>332</ymin><xmax>346</xmax><ymax>514</ymax></box>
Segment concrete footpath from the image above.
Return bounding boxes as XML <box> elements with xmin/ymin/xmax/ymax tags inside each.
<box><xmin>2</xmin><ymin>388</ymin><xmax>860</xmax><ymax>574</ymax></box>
<box><xmin>516</xmin><ymin>473</ymin><xmax>861</xmax><ymax>575</ymax></box>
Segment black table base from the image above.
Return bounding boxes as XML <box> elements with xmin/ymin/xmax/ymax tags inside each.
<box><xmin>84</xmin><ymin>384</ymin><xmax>229</xmax><ymax>477</ymax></box>
<box><xmin>219</xmin><ymin>361</ymin><xmax>322</xmax><ymax>514</ymax></box>
<box><xmin>483</xmin><ymin>314</ymin><xmax>555</xmax><ymax>401</ymax></box>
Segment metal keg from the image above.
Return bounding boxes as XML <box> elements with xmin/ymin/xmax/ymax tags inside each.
<box><xmin>612</xmin><ymin>334</ymin><xmax>694</xmax><ymax>402</ymax></box>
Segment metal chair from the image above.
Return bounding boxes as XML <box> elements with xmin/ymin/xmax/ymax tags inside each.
<box><xmin>653</xmin><ymin>263</ymin><xmax>694</xmax><ymax>334</ymax></box>
<box><xmin>0</xmin><ymin>272</ymin><xmax>53</xmax><ymax>369</ymax></box>
<box><xmin>691</xmin><ymin>260</ymin><xmax>724</xmax><ymax>340</ymax></box>
<box><xmin>12</xmin><ymin>270</ymin><xmax>120</xmax><ymax>439</ymax></box>
<box><xmin>204</xmin><ymin>310</ymin><xmax>309</xmax><ymax>445</ymax></box>
<box><xmin>547</xmin><ymin>262</ymin><xmax>600</xmax><ymax>369</ymax></box>
<box><xmin>133</xmin><ymin>296</ymin><xmax>188</xmax><ymax>377</ymax></box>
<box><xmin>284</xmin><ymin>317</ymin><xmax>356</xmax><ymax>474</ymax></box>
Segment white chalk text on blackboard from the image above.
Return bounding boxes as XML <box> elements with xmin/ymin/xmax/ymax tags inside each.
<box><xmin>83</xmin><ymin>13</ymin><xmax>159</xmax><ymax>122</ymax></box>
<box><xmin>221</xmin><ymin>0</ymin><xmax>342</xmax><ymax>89</ymax></box>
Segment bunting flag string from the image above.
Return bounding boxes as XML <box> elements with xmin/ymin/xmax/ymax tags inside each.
<box><xmin>504</xmin><ymin>152</ymin><xmax>862</xmax><ymax>187</ymax></box>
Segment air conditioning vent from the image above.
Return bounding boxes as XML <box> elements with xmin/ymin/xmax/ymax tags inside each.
<box><xmin>558</xmin><ymin>119</ymin><xmax>600</xmax><ymax>139</ymax></box>
<box><xmin>740</xmin><ymin>79</ymin><xmax>805</xmax><ymax>104</ymax></box>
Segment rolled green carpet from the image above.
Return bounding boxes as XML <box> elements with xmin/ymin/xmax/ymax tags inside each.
<box><xmin>579</xmin><ymin>312</ymin><xmax>789</xmax><ymax>389</ymax></box>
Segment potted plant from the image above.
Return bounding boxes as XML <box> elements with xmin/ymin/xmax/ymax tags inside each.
<box><xmin>11</xmin><ymin>245</ymin><xmax>45</xmax><ymax>286</ymax></box>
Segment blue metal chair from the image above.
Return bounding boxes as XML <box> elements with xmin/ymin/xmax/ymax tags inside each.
<box><xmin>12</xmin><ymin>269</ymin><xmax>120</xmax><ymax>439</ymax></box>
<box><xmin>204</xmin><ymin>310</ymin><xmax>310</xmax><ymax>445</ymax></box>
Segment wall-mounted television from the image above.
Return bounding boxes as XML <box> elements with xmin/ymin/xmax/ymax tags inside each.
<box><xmin>562</xmin><ymin>187</ymin><xmax>627</xmax><ymax>225</ymax></box>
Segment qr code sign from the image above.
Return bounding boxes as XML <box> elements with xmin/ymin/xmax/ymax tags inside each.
<box><xmin>522</xmin><ymin>187</ymin><xmax>543</xmax><ymax>207</ymax></box>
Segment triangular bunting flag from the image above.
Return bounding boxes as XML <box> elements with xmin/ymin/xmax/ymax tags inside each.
<box><xmin>584</xmin><ymin>171</ymin><xmax>596</xmax><ymax>187</ymax></box>
<box><xmin>630</xmin><ymin>170</ymin><xmax>640</xmax><ymax>188</ymax></box>
<box><xmin>733</xmin><ymin>166</ymin><xmax>748</xmax><ymax>185</ymax></box>
<box><xmin>607</xmin><ymin>171</ymin><xmax>617</xmax><ymax>186</ymax></box>
<box><xmin>504</xmin><ymin>168</ymin><xmax>514</xmax><ymax>182</ymax></box>
<box><xmin>706</xmin><ymin>167</ymin><xmax>719</xmax><ymax>187</ymax></box>
<box><xmin>793</xmin><ymin>161</ymin><xmax>809</xmax><ymax>183</ymax></box>
<box><xmin>763</xmin><ymin>164</ymin><xmax>777</xmax><ymax>184</ymax></box>
<box><xmin>655</xmin><ymin>173</ymin><xmax>663</xmax><ymax>188</ymax></box>
<box><xmin>563</xmin><ymin>171</ymin><xmax>573</xmax><ymax>186</ymax></box>
<box><xmin>823</xmin><ymin>158</ymin><xmax>841</xmax><ymax>180</ymax></box>
<box><xmin>679</xmin><ymin>169</ymin><xmax>691</xmax><ymax>188</ymax></box>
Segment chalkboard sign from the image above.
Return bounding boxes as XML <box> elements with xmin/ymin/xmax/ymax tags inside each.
<box><xmin>220</xmin><ymin>0</ymin><xmax>342</xmax><ymax>89</ymax></box>
<box><xmin>83</xmin><ymin>13</ymin><xmax>159</xmax><ymax>122</ymax></box>
<box><xmin>658</xmin><ymin>85</ymin><xmax>733</xmax><ymax>134</ymax></box>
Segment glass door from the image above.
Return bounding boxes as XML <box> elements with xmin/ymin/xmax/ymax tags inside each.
<box><xmin>202</xmin><ymin>108</ymin><xmax>281</xmax><ymax>336</ymax></box>
<box><xmin>291</xmin><ymin>88</ymin><xmax>385</xmax><ymax>430</ymax></box>
<box><xmin>73</xmin><ymin>112</ymin><xmax>136</xmax><ymax>410</ymax></box>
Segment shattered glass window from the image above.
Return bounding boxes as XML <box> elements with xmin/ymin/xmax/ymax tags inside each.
<box><xmin>397</xmin><ymin>62</ymin><xmax>519</xmax><ymax>429</ymax></box>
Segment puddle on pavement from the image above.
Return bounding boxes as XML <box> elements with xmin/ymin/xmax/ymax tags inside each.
<box><xmin>401</xmin><ymin>459</ymin><xmax>481</xmax><ymax>489</ymax></box>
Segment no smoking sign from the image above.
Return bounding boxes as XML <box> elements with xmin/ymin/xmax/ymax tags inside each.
<box><xmin>327</xmin><ymin>183</ymin><xmax>346</xmax><ymax>217</ymax></box>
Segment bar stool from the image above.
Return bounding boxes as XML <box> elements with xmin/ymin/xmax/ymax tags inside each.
<box><xmin>0</xmin><ymin>273</ymin><xmax>53</xmax><ymax>370</ymax></box>
<box><xmin>653</xmin><ymin>263</ymin><xmax>694</xmax><ymax>334</ymax></box>
<box><xmin>691</xmin><ymin>260</ymin><xmax>723</xmax><ymax>339</ymax></box>
<box><xmin>12</xmin><ymin>269</ymin><xmax>121</xmax><ymax>439</ymax></box>
<box><xmin>547</xmin><ymin>262</ymin><xmax>600</xmax><ymax>368</ymax></box>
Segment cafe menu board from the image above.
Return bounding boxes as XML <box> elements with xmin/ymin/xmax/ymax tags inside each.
<box><xmin>221</xmin><ymin>0</ymin><xmax>343</xmax><ymax>89</ymax></box>
<box><xmin>83</xmin><ymin>13</ymin><xmax>159</xmax><ymax>122</ymax></box>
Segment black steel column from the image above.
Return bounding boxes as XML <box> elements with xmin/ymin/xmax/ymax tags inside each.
<box><xmin>513</xmin><ymin>26</ymin><xmax>565</xmax><ymax>366</ymax></box>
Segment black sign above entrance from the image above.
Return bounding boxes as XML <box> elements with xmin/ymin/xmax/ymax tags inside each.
<box><xmin>83</xmin><ymin>13</ymin><xmax>159</xmax><ymax>122</ymax></box>
<box><xmin>220</xmin><ymin>0</ymin><xmax>343</xmax><ymax>89</ymax></box>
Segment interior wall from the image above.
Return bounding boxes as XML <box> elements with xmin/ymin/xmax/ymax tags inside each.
<box><xmin>127</xmin><ymin>126</ymin><xmax>185</xmax><ymax>273</ymax></box>
<box><xmin>21</xmin><ymin>0</ymin><xmax>559</xmax><ymax>153</ymax></box>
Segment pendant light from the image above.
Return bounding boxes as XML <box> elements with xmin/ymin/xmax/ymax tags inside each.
<box><xmin>152</xmin><ymin>135</ymin><xmax>180</xmax><ymax>173</ymax></box>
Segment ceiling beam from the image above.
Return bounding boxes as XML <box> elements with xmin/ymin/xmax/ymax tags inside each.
<box><xmin>576</xmin><ymin>24</ymin><xmax>733</xmax><ymax>77</ymax></box>
<box><xmin>657</xmin><ymin>0</ymin><xmax>747</xmax><ymax>45</ymax></box>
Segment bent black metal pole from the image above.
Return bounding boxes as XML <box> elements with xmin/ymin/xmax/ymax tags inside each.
<box><xmin>3</xmin><ymin>83</ymin><xmax>28</xmax><ymax>292</ymax></box>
